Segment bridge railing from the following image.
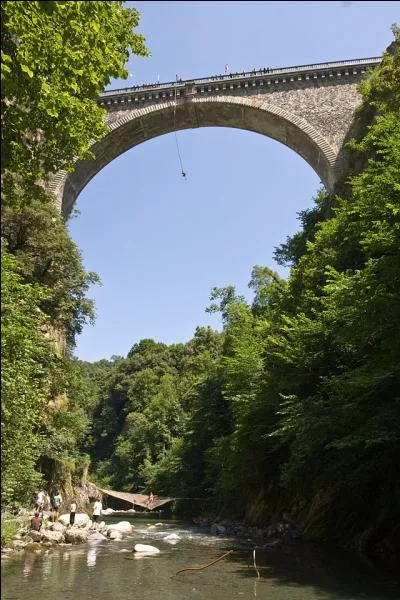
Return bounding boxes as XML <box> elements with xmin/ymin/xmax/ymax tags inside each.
<box><xmin>99</xmin><ymin>57</ymin><xmax>382</xmax><ymax>98</ymax></box>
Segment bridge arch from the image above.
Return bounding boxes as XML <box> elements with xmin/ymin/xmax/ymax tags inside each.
<box><xmin>50</xmin><ymin>95</ymin><xmax>338</xmax><ymax>218</ymax></box>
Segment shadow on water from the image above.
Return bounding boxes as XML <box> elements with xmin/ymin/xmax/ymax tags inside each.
<box><xmin>227</xmin><ymin>542</ymin><xmax>400</xmax><ymax>600</ymax></box>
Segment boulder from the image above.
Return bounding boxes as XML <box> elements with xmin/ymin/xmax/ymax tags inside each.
<box><xmin>134</xmin><ymin>544</ymin><xmax>160</xmax><ymax>554</ymax></box>
<box><xmin>58</xmin><ymin>513</ymin><xmax>90</xmax><ymax>527</ymax></box>
<box><xmin>51</xmin><ymin>522</ymin><xmax>65</xmax><ymax>532</ymax></box>
<box><xmin>29</xmin><ymin>530</ymin><xmax>43</xmax><ymax>542</ymax></box>
<box><xmin>11</xmin><ymin>539</ymin><xmax>28</xmax><ymax>550</ymax></box>
<box><xmin>164</xmin><ymin>533</ymin><xmax>180</xmax><ymax>540</ymax></box>
<box><xmin>108</xmin><ymin>530</ymin><xmax>123</xmax><ymax>541</ymax></box>
<box><xmin>88</xmin><ymin>531</ymin><xmax>107</xmax><ymax>541</ymax></box>
<box><xmin>106</xmin><ymin>521</ymin><xmax>132</xmax><ymax>534</ymax></box>
<box><xmin>64</xmin><ymin>527</ymin><xmax>89</xmax><ymax>544</ymax></box>
<box><xmin>42</xmin><ymin>530</ymin><xmax>64</xmax><ymax>543</ymax></box>
<box><xmin>211</xmin><ymin>523</ymin><xmax>226</xmax><ymax>535</ymax></box>
<box><xmin>164</xmin><ymin>533</ymin><xmax>180</xmax><ymax>545</ymax></box>
<box><xmin>101</xmin><ymin>508</ymin><xmax>115</xmax><ymax>516</ymax></box>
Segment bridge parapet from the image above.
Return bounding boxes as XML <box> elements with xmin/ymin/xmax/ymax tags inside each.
<box><xmin>98</xmin><ymin>57</ymin><xmax>381</xmax><ymax>107</ymax></box>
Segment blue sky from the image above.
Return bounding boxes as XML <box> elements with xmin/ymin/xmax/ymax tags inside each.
<box><xmin>68</xmin><ymin>1</ymin><xmax>399</xmax><ymax>362</ymax></box>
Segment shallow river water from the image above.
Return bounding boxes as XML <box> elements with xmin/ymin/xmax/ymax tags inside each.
<box><xmin>1</xmin><ymin>516</ymin><xmax>399</xmax><ymax>600</ymax></box>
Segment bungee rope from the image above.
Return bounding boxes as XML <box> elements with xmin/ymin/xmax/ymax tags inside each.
<box><xmin>173</xmin><ymin>78</ymin><xmax>187</xmax><ymax>179</ymax></box>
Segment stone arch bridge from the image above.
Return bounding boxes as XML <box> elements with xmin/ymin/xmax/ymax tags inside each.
<box><xmin>49</xmin><ymin>57</ymin><xmax>381</xmax><ymax>218</ymax></box>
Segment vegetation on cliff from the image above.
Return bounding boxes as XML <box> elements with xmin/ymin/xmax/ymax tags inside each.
<box><xmin>1</xmin><ymin>1</ymin><xmax>149</xmax><ymax>506</ymax></box>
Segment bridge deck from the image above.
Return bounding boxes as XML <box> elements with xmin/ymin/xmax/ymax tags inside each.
<box><xmin>99</xmin><ymin>56</ymin><xmax>381</xmax><ymax>100</ymax></box>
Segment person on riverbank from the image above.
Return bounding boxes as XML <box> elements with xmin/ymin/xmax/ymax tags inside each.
<box><xmin>69</xmin><ymin>499</ymin><xmax>77</xmax><ymax>527</ymax></box>
<box><xmin>35</xmin><ymin>489</ymin><xmax>45</xmax><ymax>511</ymax></box>
<box><xmin>51</xmin><ymin>491</ymin><xmax>62</xmax><ymax>521</ymax></box>
<box><xmin>30</xmin><ymin>512</ymin><xmax>42</xmax><ymax>532</ymax></box>
<box><xmin>92</xmin><ymin>498</ymin><xmax>102</xmax><ymax>527</ymax></box>
<box><xmin>147</xmin><ymin>491</ymin><xmax>154</xmax><ymax>509</ymax></box>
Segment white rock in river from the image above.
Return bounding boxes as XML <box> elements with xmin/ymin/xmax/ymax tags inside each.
<box><xmin>108</xmin><ymin>530</ymin><xmax>123</xmax><ymax>541</ymax></box>
<box><xmin>101</xmin><ymin>508</ymin><xmax>115</xmax><ymax>516</ymax></box>
<box><xmin>58</xmin><ymin>513</ymin><xmax>90</xmax><ymax>527</ymax></box>
<box><xmin>164</xmin><ymin>533</ymin><xmax>181</xmax><ymax>540</ymax></box>
<box><xmin>106</xmin><ymin>521</ymin><xmax>133</xmax><ymax>534</ymax></box>
<box><xmin>134</xmin><ymin>544</ymin><xmax>160</xmax><ymax>554</ymax></box>
<box><xmin>87</xmin><ymin>531</ymin><xmax>107</xmax><ymax>541</ymax></box>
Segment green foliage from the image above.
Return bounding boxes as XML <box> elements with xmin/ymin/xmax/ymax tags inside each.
<box><xmin>274</xmin><ymin>189</ymin><xmax>331</xmax><ymax>268</ymax></box>
<box><xmin>1</xmin><ymin>0</ymin><xmax>149</xmax><ymax>200</ymax></box>
<box><xmin>1</xmin><ymin>193</ymin><xmax>100</xmax><ymax>346</ymax></box>
<box><xmin>1</xmin><ymin>518</ymin><xmax>20</xmax><ymax>547</ymax></box>
<box><xmin>264</xmin><ymin>31</ymin><xmax>400</xmax><ymax>536</ymax></box>
<box><xmin>84</xmin><ymin>330</ymin><xmax>225</xmax><ymax>494</ymax></box>
<box><xmin>1</xmin><ymin>248</ymin><xmax>54</xmax><ymax>504</ymax></box>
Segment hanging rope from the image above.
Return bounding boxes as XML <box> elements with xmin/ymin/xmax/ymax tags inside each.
<box><xmin>173</xmin><ymin>79</ymin><xmax>187</xmax><ymax>179</ymax></box>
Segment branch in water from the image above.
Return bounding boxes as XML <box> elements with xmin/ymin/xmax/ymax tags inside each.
<box><xmin>174</xmin><ymin>549</ymin><xmax>233</xmax><ymax>576</ymax></box>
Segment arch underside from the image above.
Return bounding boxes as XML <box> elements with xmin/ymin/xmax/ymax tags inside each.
<box><xmin>57</xmin><ymin>98</ymin><xmax>338</xmax><ymax>218</ymax></box>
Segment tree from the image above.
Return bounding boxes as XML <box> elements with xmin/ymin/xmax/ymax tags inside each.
<box><xmin>1</xmin><ymin>1</ymin><xmax>149</xmax><ymax>203</ymax></box>
<box><xmin>1</xmin><ymin>248</ymin><xmax>54</xmax><ymax>504</ymax></box>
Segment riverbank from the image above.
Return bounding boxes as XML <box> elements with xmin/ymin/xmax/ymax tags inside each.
<box><xmin>1</xmin><ymin>507</ymin><xmax>300</xmax><ymax>557</ymax></box>
<box><xmin>2</xmin><ymin>508</ymin><xmax>398</xmax><ymax>582</ymax></box>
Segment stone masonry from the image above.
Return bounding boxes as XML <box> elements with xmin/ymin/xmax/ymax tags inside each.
<box><xmin>48</xmin><ymin>57</ymin><xmax>381</xmax><ymax>217</ymax></box>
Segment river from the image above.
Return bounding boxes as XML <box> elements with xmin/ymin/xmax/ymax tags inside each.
<box><xmin>1</xmin><ymin>516</ymin><xmax>399</xmax><ymax>600</ymax></box>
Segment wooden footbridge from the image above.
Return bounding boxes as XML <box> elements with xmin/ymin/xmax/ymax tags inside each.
<box><xmin>96</xmin><ymin>487</ymin><xmax>174</xmax><ymax>511</ymax></box>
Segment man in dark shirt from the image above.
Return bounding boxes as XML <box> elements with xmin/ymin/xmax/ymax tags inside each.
<box><xmin>30</xmin><ymin>512</ymin><xmax>42</xmax><ymax>531</ymax></box>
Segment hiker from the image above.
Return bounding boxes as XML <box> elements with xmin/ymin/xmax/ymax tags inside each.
<box><xmin>92</xmin><ymin>498</ymin><xmax>102</xmax><ymax>526</ymax></box>
<box><xmin>43</xmin><ymin>491</ymin><xmax>51</xmax><ymax>511</ymax></box>
<box><xmin>51</xmin><ymin>491</ymin><xmax>62</xmax><ymax>521</ymax></box>
<box><xmin>35</xmin><ymin>489</ymin><xmax>45</xmax><ymax>511</ymax></box>
<box><xmin>69</xmin><ymin>499</ymin><xmax>77</xmax><ymax>527</ymax></box>
<box><xmin>30</xmin><ymin>512</ymin><xmax>42</xmax><ymax>532</ymax></box>
<box><xmin>147</xmin><ymin>491</ymin><xmax>154</xmax><ymax>508</ymax></box>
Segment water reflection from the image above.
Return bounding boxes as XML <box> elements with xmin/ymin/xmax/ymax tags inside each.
<box><xmin>87</xmin><ymin>547</ymin><xmax>97</xmax><ymax>568</ymax></box>
<box><xmin>23</xmin><ymin>551</ymin><xmax>37</xmax><ymax>578</ymax></box>
<box><xmin>42</xmin><ymin>552</ymin><xmax>52</xmax><ymax>578</ymax></box>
